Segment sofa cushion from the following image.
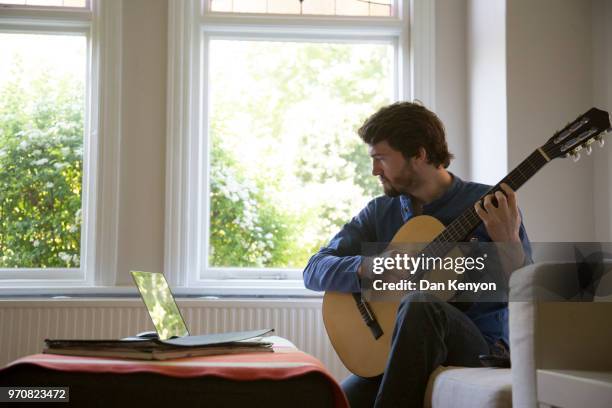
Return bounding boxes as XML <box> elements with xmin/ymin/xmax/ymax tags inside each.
<box><xmin>424</xmin><ymin>366</ymin><xmax>512</xmax><ymax>408</ymax></box>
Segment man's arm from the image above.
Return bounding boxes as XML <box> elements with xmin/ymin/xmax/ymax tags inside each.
<box><xmin>474</xmin><ymin>183</ymin><xmax>532</xmax><ymax>277</ymax></box>
<box><xmin>303</xmin><ymin>202</ymin><xmax>376</xmax><ymax>292</ymax></box>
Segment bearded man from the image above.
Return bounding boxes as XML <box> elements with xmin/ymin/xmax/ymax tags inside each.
<box><xmin>303</xmin><ymin>102</ymin><xmax>532</xmax><ymax>408</ymax></box>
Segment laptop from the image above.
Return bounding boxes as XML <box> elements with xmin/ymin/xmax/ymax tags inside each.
<box><xmin>130</xmin><ymin>271</ymin><xmax>272</xmax><ymax>346</ymax></box>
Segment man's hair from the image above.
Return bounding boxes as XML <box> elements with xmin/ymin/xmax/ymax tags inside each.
<box><xmin>357</xmin><ymin>101</ymin><xmax>454</xmax><ymax>168</ymax></box>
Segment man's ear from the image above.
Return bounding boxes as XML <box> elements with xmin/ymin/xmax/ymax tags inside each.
<box><xmin>415</xmin><ymin>147</ymin><xmax>428</xmax><ymax>163</ymax></box>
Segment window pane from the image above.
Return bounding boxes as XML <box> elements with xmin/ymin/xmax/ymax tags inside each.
<box><xmin>0</xmin><ymin>33</ymin><xmax>86</xmax><ymax>268</ymax></box>
<box><xmin>208</xmin><ymin>40</ymin><xmax>393</xmax><ymax>269</ymax></box>
<box><xmin>0</xmin><ymin>0</ymin><xmax>87</xmax><ymax>8</ymax></box>
<box><xmin>208</xmin><ymin>0</ymin><xmax>393</xmax><ymax>17</ymax></box>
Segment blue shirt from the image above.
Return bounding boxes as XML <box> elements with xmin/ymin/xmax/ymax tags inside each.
<box><xmin>303</xmin><ymin>174</ymin><xmax>532</xmax><ymax>346</ymax></box>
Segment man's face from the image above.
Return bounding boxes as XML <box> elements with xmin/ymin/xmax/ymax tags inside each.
<box><xmin>368</xmin><ymin>141</ymin><xmax>418</xmax><ymax>197</ymax></box>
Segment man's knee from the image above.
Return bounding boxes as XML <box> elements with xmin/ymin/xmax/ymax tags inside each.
<box><xmin>396</xmin><ymin>291</ymin><xmax>443</xmax><ymax>325</ymax></box>
<box><xmin>400</xmin><ymin>291</ymin><xmax>441</xmax><ymax>308</ymax></box>
<box><xmin>341</xmin><ymin>374</ymin><xmax>381</xmax><ymax>408</ymax></box>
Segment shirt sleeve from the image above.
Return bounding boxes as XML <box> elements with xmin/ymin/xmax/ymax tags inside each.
<box><xmin>507</xmin><ymin>208</ymin><xmax>533</xmax><ymax>266</ymax></box>
<box><xmin>518</xmin><ymin>219</ymin><xmax>533</xmax><ymax>265</ymax></box>
<box><xmin>302</xmin><ymin>201</ymin><xmax>377</xmax><ymax>292</ymax></box>
<box><xmin>471</xmin><ymin>208</ymin><xmax>532</xmax><ymax>264</ymax></box>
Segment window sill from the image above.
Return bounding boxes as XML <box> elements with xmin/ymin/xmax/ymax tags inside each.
<box><xmin>0</xmin><ymin>279</ymin><xmax>323</xmax><ymax>298</ymax></box>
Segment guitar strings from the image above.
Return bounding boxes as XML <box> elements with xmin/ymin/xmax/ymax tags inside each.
<box><xmin>421</xmin><ymin>150</ymin><xmax>547</xmax><ymax>259</ymax></box>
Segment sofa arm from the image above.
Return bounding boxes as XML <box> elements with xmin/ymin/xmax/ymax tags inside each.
<box><xmin>508</xmin><ymin>262</ymin><xmax>612</xmax><ymax>408</ymax></box>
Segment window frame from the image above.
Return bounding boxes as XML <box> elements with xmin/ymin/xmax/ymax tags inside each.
<box><xmin>0</xmin><ymin>0</ymin><xmax>123</xmax><ymax>289</ymax></box>
<box><xmin>206</xmin><ymin>0</ymin><xmax>395</xmax><ymax>17</ymax></box>
<box><xmin>166</xmin><ymin>0</ymin><xmax>434</xmax><ymax>294</ymax></box>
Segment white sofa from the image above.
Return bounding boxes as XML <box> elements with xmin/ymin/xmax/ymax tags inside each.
<box><xmin>423</xmin><ymin>261</ymin><xmax>612</xmax><ymax>408</ymax></box>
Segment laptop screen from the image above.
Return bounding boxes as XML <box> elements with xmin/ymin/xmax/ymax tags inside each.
<box><xmin>130</xmin><ymin>271</ymin><xmax>190</xmax><ymax>340</ymax></box>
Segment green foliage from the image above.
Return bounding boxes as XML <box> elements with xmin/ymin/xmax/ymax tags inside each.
<box><xmin>1</xmin><ymin>40</ymin><xmax>390</xmax><ymax>272</ymax></box>
<box><xmin>0</xmin><ymin>65</ymin><xmax>83</xmax><ymax>268</ymax></box>
<box><xmin>209</xmin><ymin>137</ymin><xmax>313</xmax><ymax>268</ymax></box>
<box><xmin>341</xmin><ymin>142</ymin><xmax>381</xmax><ymax>197</ymax></box>
<box><xmin>208</xmin><ymin>41</ymin><xmax>391</xmax><ymax>269</ymax></box>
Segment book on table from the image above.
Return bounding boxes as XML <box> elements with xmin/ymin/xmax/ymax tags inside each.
<box><xmin>44</xmin><ymin>329</ymin><xmax>275</xmax><ymax>360</ymax></box>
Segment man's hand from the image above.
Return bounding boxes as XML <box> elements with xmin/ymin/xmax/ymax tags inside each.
<box><xmin>359</xmin><ymin>249</ymin><xmax>412</xmax><ymax>283</ymax></box>
<box><xmin>474</xmin><ymin>183</ymin><xmax>521</xmax><ymax>243</ymax></box>
<box><xmin>474</xmin><ymin>183</ymin><xmax>525</xmax><ymax>275</ymax></box>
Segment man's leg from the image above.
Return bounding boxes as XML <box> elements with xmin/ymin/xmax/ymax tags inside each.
<box><xmin>374</xmin><ymin>291</ymin><xmax>490</xmax><ymax>408</ymax></box>
<box><xmin>341</xmin><ymin>374</ymin><xmax>381</xmax><ymax>408</ymax></box>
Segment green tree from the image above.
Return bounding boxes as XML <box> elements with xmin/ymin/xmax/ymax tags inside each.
<box><xmin>208</xmin><ymin>41</ymin><xmax>391</xmax><ymax>268</ymax></box>
<box><xmin>209</xmin><ymin>141</ymin><xmax>313</xmax><ymax>268</ymax></box>
<box><xmin>0</xmin><ymin>64</ymin><xmax>83</xmax><ymax>268</ymax></box>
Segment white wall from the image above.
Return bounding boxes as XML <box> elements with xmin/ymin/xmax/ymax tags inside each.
<box><xmin>506</xmin><ymin>0</ymin><xmax>596</xmax><ymax>241</ymax></box>
<box><xmin>116</xmin><ymin>0</ymin><xmax>167</xmax><ymax>284</ymax></box>
<box><xmin>435</xmin><ymin>0</ymin><xmax>470</xmax><ymax>179</ymax></box>
<box><xmin>592</xmin><ymin>0</ymin><xmax>612</xmax><ymax>242</ymax></box>
<box><xmin>467</xmin><ymin>0</ymin><xmax>507</xmax><ymax>185</ymax></box>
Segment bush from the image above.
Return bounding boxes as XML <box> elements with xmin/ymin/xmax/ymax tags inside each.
<box><xmin>0</xmin><ymin>70</ymin><xmax>83</xmax><ymax>268</ymax></box>
<box><xmin>209</xmin><ymin>143</ymin><xmax>308</xmax><ymax>268</ymax></box>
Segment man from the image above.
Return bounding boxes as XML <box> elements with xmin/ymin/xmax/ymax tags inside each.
<box><xmin>303</xmin><ymin>102</ymin><xmax>531</xmax><ymax>407</ymax></box>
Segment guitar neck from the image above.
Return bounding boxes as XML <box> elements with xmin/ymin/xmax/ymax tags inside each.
<box><xmin>426</xmin><ymin>149</ymin><xmax>548</xmax><ymax>254</ymax></box>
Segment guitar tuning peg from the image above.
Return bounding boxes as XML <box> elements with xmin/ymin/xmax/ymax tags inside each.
<box><xmin>598</xmin><ymin>137</ymin><xmax>605</xmax><ymax>148</ymax></box>
<box><xmin>572</xmin><ymin>152</ymin><xmax>581</xmax><ymax>162</ymax></box>
<box><xmin>586</xmin><ymin>145</ymin><xmax>592</xmax><ymax>155</ymax></box>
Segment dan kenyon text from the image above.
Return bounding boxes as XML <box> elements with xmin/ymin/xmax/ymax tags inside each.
<box><xmin>370</xmin><ymin>253</ymin><xmax>497</xmax><ymax>293</ymax></box>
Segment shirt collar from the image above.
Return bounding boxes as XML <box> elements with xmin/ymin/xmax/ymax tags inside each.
<box><xmin>399</xmin><ymin>173</ymin><xmax>462</xmax><ymax>222</ymax></box>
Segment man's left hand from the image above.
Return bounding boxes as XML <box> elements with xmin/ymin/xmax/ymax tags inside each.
<box><xmin>474</xmin><ymin>183</ymin><xmax>526</xmax><ymax>275</ymax></box>
<box><xmin>474</xmin><ymin>183</ymin><xmax>521</xmax><ymax>243</ymax></box>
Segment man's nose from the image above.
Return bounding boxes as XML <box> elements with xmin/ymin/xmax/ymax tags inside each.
<box><xmin>372</xmin><ymin>162</ymin><xmax>381</xmax><ymax>176</ymax></box>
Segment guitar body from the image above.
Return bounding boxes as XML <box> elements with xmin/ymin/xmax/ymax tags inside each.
<box><xmin>322</xmin><ymin>215</ymin><xmax>445</xmax><ymax>378</ymax></box>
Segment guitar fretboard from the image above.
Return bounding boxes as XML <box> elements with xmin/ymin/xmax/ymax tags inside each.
<box><xmin>424</xmin><ymin>149</ymin><xmax>548</xmax><ymax>258</ymax></box>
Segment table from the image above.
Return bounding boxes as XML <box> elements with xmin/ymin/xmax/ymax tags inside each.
<box><xmin>0</xmin><ymin>336</ymin><xmax>348</xmax><ymax>408</ymax></box>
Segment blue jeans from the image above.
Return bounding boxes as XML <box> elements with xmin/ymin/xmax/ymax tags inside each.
<box><xmin>341</xmin><ymin>292</ymin><xmax>490</xmax><ymax>408</ymax></box>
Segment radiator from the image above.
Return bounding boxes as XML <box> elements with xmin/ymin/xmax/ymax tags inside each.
<box><xmin>0</xmin><ymin>298</ymin><xmax>350</xmax><ymax>381</ymax></box>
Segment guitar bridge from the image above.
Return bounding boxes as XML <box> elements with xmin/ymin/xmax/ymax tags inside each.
<box><xmin>352</xmin><ymin>293</ymin><xmax>383</xmax><ymax>339</ymax></box>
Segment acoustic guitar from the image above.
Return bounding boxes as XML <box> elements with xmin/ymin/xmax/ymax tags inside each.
<box><xmin>322</xmin><ymin>107</ymin><xmax>611</xmax><ymax>378</ymax></box>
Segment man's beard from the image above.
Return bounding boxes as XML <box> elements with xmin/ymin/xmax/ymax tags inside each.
<box><xmin>380</xmin><ymin>163</ymin><xmax>416</xmax><ymax>197</ymax></box>
<box><xmin>381</xmin><ymin>178</ymin><xmax>402</xmax><ymax>197</ymax></box>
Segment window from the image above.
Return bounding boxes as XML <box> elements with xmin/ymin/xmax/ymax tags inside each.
<box><xmin>166</xmin><ymin>0</ymin><xmax>432</xmax><ymax>293</ymax></box>
<box><xmin>209</xmin><ymin>0</ymin><xmax>392</xmax><ymax>16</ymax></box>
<box><xmin>208</xmin><ymin>39</ymin><xmax>393</xmax><ymax>273</ymax></box>
<box><xmin>0</xmin><ymin>32</ymin><xmax>86</xmax><ymax>270</ymax></box>
<box><xmin>0</xmin><ymin>0</ymin><xmax>122</xmax><ymax>287</ymax></box>
<box><xmin>0</xmin><ymin>1</ymin><xmax>87</xmax><ymax>8</ymax></box>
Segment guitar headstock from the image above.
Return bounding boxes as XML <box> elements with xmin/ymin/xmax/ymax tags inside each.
<box><xmin>540</xmin><ymin>108</ymin><xmax>611</xmax><ymax>161</ymax></box>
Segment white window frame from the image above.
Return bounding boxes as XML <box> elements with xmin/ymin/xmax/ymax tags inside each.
<box><xmin>0</xmin><ymin>0</ymin><xmax>123</xmax><ymax>289</ymax></box>
<box><xmin>165</xmin><ymin>0</ymin><xmax>435</xmax><ymax>295</ymax></box>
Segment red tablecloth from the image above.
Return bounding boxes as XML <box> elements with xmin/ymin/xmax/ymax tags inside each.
<box><xmin>2</xmin><ymin>340</ymin><xmax>348</xmax><ymax>408</ymax></box>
